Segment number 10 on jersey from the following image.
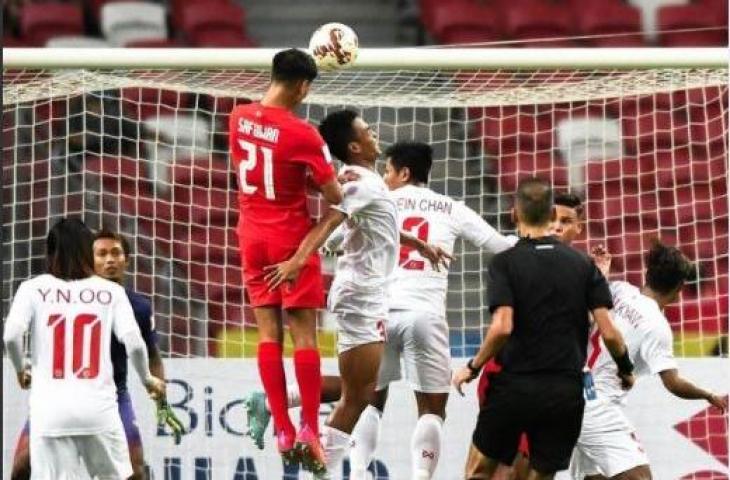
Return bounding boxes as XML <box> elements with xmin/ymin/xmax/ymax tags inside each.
<box><xmin>237</xmin><ymin>139</ymin><xmax>275</xmax><ymax>200</ymax></box>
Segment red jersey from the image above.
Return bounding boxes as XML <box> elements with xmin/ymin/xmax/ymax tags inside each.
<box><xmin>229</xmin><ymin>103</ymin><xmax>336</xmax><ymax>241</ymax></box>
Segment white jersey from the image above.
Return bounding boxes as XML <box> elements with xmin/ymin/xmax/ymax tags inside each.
<box><xmin>588</xmin><ymin>281</ymin><xmax>677</xmax><ymax>403</ymax></box>
<box><xmin>331</xmin><ymin>165</ymin><xmax>399</xmax><ymax>293</ymax></box>
<box><xmin>4</xmin><ymin>274</ymin><xmax>142</xmax><ymax>436</ymax></box>
<box><xmin>387</xmin><ymin>184</ymin><xmax>516</xmax><ymax>316</ymax></box>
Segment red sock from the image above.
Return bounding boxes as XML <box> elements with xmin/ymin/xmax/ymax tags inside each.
<box><xmin>258</xmin><ymin>342</ymin><xmax>295</xmax><ymax>437</ymax></box>
<box><xmin>294</xmin><ymin>348</ymin><xmax>322</xmax><ymax>436</ymax></box>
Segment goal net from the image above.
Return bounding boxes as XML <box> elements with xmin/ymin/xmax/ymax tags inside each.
<box><xmin>2</xmin><ymin>48</ymin><xmax>728</xmax><ymax>478</ymax></box>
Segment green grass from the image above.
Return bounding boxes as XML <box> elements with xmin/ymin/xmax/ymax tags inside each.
<box><xmin>215</xmin><ymin>326</ymin><xmax>338</xmax><ymax>358</ymax></box>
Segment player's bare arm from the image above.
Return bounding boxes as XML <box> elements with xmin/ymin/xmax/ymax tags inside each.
<box><xmin>453</xmin><ymin>306</ymin><xmax>513</xmax><ymax>396</ymax></box>
<box><xmin>399</xmin><ymin>230</ymin><xmax>453</xmax><ymax>271</ymax></box>
<box><xmin>264</xmin><ymin>207</ymin><xmax>347</xmax><ymax>289</ymax></box>
<box><xmin>659</xmin><ymin>369</ymin><xmax>727</xmax><ymax>412</ymax></box>
<box><xmin>593</xmin><ymin>308</ymin><xmax>635</xmax><ymax>389</ymax></box>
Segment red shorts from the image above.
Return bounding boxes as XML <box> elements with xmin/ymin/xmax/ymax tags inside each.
<box><xmin>239</xmin><ymin>239</ymin><xmax>324</xmax><ymax>309</ymax></box>
<box><xmin>477</xmin><ymin>359</ymin><xmax>530</xmax><ymax>457</ymax></box>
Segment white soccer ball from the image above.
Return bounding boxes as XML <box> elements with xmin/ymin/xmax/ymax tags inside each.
<box><xmin>308</xmin><ymin>23</ymin><xmax>359</xmax><ymax>70</ymax></box>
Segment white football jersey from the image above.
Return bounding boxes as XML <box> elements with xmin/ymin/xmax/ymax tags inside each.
<box><xmin>4</xmin><ymin>274</ymin><xmax>142</xmax><ymax>436</ymax></box>
<box><xmin>331</xmin><ymin>165</ymin><xmax>399</xmax><ymax>292</ymax></box>
<box><xmin>387</xmin><ymin>184</ymin><xmax>516</xmax><ymax>316</ymax></box>
<box><xmin>588</xmin><ymin>281</ymin><xmax>677</xmax><ymax>403</ymax></box>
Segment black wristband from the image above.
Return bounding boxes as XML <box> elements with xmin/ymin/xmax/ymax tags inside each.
<box><xmin>467</xmin><ymin>358</ymin><xmax>482</xmax><ymax>378</ymax></box>
<box><xmin>613</xmin><ymin>349</ymin><xmax>634</xmax><ymax>376</ymax></box>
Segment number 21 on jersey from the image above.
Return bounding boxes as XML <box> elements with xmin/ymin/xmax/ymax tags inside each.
<box><xmin>237</xmin><ymin>139</ymin><xmax>275</xmax><ymax>200</ymax></box>
<box><xmin>399</xmin><ymin>216</ymin><xmax>430</xmax><ymax>270</ymax></box>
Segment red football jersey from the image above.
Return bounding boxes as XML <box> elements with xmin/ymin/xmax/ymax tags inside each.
<box><xmin>229</xmin><ymin>103</ymin><xmax>336</xmax><ymax>240</ymax></box>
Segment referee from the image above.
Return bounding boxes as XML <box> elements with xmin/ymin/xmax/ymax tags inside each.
<box><xmin>453</xmin><ymin>178</ymin><xmax>635</xmax><ymax>479</ymax></box>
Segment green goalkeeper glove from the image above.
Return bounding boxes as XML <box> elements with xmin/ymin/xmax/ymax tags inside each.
<box><xmin>157</xmin><ymin>399</ymin><xmax>185</xmax><ymax>445</ymax></box>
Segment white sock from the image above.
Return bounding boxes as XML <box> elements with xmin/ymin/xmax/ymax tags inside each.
<box><xmin>286</xmin><ymin>383</ymin><xmax>301</xmax><ymax>409</ymax></box>
<box><xmin>349</xmin><ymin>405</ymin><xmax>382</xmax><ymax>479</ymax></box>
<box><xmin>321</xmin><ymin>424</ymin><xmax>351</xmax><ymax>479</ymax></box>
<box><xmin>411</xmin><ymin>414</ymin><xmax>444</xmax><ymax>480</ymax></box>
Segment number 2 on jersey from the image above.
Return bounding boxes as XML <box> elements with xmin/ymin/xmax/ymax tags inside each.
<box><xmin>399</xmin><ymin>216</ymin><xmax>430</xmax><ymax>270</ymax></box>
<box><xmin>238</xmin><ymin>139</ymin><xmax>275</xmax><ymax>200</ymax></box>
<box><xmin>48</xmin><ymin>313</ymin><xmax>102</xmax><ymax>379</ymax></box>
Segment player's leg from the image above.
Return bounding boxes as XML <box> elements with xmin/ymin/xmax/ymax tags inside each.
<box><xmin>524</xmin><ymin>375</ymin><xmax>584</xmax><ymax>480</ymax></box>
<box><xmin>349</xmin><ymin>310</ymin><xmax>404</xmax><ymax>477</ymax></box>
<box><xmin>10</xmin><ymin>420</ymin><xmax>31</xmax><ymax>480</ymax></box>
<box><xmin>512</xmin><ymin>452</ymin><xmax>531</xmax><ymax>480</ymax></box>
<box><xmin>404</xmin><ymin>311</ymin><xmax>451</xmax><ymax>479</ymax></box>
<box><xmin>254</xmin><ymin>306</ymin><xmax>298</xmax><ymax>456</ymax></box>
<box><xmin>118</xmin><ymin>391</ymin><xmax>146</xmax><ymax>479</ymax></box>
<box><xmin>78</xmin><ymin>428</ymin><xmax>133</xmax><ymax>480</ymax></box>
<box><xmin>29</xmin><ymin>432</ymin><xmax>84</xmax><ymax>480</ymax></box>
<box><xmin>322</xmin><ymin>339</ymin><xmax>384</xmax><ymax>476</ymax></box>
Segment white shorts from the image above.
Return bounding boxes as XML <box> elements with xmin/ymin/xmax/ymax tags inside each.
<box><xmin>376</xmin><ymin>310</ymin><xmax>451</xmax><ymax>393</ymax></box>
<box><xmin>329</xmin><ymin>281</ymin><xmax>387</xmax><ymax>353</ymax></box>
<box><xmin>30</xmin><ymin>427</ymin><xmax>132</xmax><ymax>480</ymax></box>
<box><xmin>570</xmin><ymin>397</ymin><xmax>650</xmax><ymax>477</ymax></box>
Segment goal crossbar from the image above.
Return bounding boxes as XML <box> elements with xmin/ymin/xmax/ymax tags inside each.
<box><xmin>3</xmin><ymin>47</ymin><xmax>727</xmax><ymax>70</ymax></box>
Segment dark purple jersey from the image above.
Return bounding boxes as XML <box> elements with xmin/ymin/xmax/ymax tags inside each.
<box><xmin>111</xmin><ymin>289</ymin><xmax>158</xmax><ymax>393</ymax></box>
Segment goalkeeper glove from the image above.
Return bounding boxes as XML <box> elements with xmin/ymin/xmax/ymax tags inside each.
<box><xmin>157</xmin><ymin>399</ymin><xmax>185</xmax><ymax>445</ymax></box>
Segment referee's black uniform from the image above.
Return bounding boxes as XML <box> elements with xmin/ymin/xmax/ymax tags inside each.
<box><xmin>472</xmin><ymin>235</ymin><xmax>613</xmax><ymax>473</ymax></box>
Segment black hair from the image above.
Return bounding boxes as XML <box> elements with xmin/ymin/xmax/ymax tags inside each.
<box><xmin>47</xmin><ymin>218</ymin><xmax>95</xmax><ymax>280</ymax></box>
<box><xmin>271</xmin><ymin>48</ymin><xmax>318</xmax><ymax>84</ymax></box>
<box><xmin>515</xmin><ymin>177</ymin><xmax>553</xmax><ymax>226</ymax></box>
<box><xmin>318</xmin><ymin>109</ymin><xmax>359</xmax><ymax>164</ymax></box>
<box><xmin>94</xmin><ymin>229</ymin><xmax>132</xmax><ymax>256</ymax></box>
<box><xmin>554</xmin><ymin>191</ymin><xmax>584</xmax><ymax>218</ymax></box>
<box><xmin>645</xmin><ymin>240</ymin><xmax>693</xmax><ymax>295</ymax></box>
<box><xmin>385</xmin><ymin>142</ymin><xmax>433</xmax><ymax>184</ymax></box>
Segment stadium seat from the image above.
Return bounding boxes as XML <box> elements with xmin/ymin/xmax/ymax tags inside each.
<box><xmin>46</xmin><ymin>36</ymin><xmax>110</xmax><ymax>48</ymax></box>
<box><xmin>121</xmin><ymin>88</ymin><xmax>192</xmax><ymax>121</ymax></box>
<box><xmin>84</xmin><ymin>154</ymin><xmax>151</xmax><ymax>194</ymax></box>
<box><xmin>171</xmin><ymin>0</ymin><xmax>230</xmax><ymax>31</ymax></box>
<box><xmin>621</xmin><ymin>111</ymin><xmax>690</xmax><ymax>153</ymax></box>
<box><xmin>125</xmin><ymin>38</ymin><xmax>184</xmax><ymax>48</ymax></box>
<box><xmin>576</xmin><ymin>2</ymin><xmax>645</xmax><ymax>47</ymax></box>
<box><xmin>657</xmin><ymin>5</ymin><xmax>727</xmax><ymax>47</ymax></box>
<box><xmin>181</xmin><ymin>2</ymin><xmax>248</xmax><ymax>47</ymax></box>
<box><xmin>192</xmin><ymin>30</ymin><xmax>256</xmax><ymax>48</ymax></box>
<box><xmin>21</xmin><ymin>2</ymin><xmax>84</xmax><ymax>46</ymax></box>
<box><xmin>429</xmin><ymin>1</ymin><xmax>502</xmax><ymax>45</ymax></box>
<box><xmin>501</xmin><ymin>0</ymin><xmax>575</xmax><ymax>47</ymax></box>
<box><xmin>171</xmin><ymin>157</ymin><xmax>231</xmax><ymax>190</ymax></box>
<box><xmin>101</xmin><ymin>2</ymin><xmax>168</xmax><ymax>46</ymax></box>
<box><xmin>497</xmin><ymin>152</ymin><xmax>567</xmax><ymax>192</ymax></box>
<box><xmin>481</xmin><ymin>106</ymin><xmax>554</xmax><ymax>153</ymax></box>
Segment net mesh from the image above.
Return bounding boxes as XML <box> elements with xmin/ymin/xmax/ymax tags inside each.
<box><xmin>2</xmin><ymin>66</ymin><xmax>727</xmax><ymax>360</ymax></box>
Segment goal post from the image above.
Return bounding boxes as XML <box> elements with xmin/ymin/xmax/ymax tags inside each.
<box><xmin>3</xmin><ymin>47</ymin><xmax>728</xmax><ymax>478</ymax></box>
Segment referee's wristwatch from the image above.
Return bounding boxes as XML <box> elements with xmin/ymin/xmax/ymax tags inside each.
<box><xmin>466</xmin><ymin>358</ymin><xmax>482</xmax><ymax>379</ymax></box>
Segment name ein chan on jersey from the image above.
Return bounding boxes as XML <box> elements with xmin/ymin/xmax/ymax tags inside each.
<box><xmin>397</xmin><ymin>197</ymin><xmax>453</xmax><ymax>215</ymax></box>
<box><xmin>37</xmin><ymin>288</ymin><xmax>113</xmax><ymax>305</ymax></box>
<box><xmin>238</xmin><ymin>118</ymin><xmax>280</xmax><ymax>143</ymax></box>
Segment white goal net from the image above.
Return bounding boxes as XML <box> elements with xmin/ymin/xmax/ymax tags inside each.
<box><xmin>2</xmin><ymin>48</ymin><xmax>728</xmax><ymax>478</ymax></box>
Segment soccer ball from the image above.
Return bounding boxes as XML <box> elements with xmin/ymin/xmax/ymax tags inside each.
<box><xmin>308</xmin><ymin>23</ymin><xmax>359</xmax><ymax>70</ymax></box>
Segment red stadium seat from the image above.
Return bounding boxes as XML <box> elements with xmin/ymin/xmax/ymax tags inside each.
<box><xmin>171</xmin><ymin>157</ymin><xmax>231</xmax><ymax>190</ymax></box>
<box><xmin>126</xmin><ymin>39</ymin><xmax>185</xmax><ymax>48</ymax></box>
<box><xmin>171</xmin><ymin>0</ymin><xmax>229</xmax><ymax>30</ymax></box>
<box><xmin>181</xmin><ymin>2</ymin><xmax>248</xmax><ymax>45</ymax></box>
<box><xmin>430</xmin><ymin>1</ymin><xmax>502</xmax><ymax>45</ymax></box>
<box><xmin>192</xmin><ymin>30</ymin><xmax>256</xmax><ymax>48</ymax></box>
<box><xmin>497</xmin><ymin>152</ymin><xmax>567</xmax><ymax>192</ymax></box>
<box><xmin>121</xmin><ymin>88</ymin><xmax>192</xmax><ymax>120</ymax></box>
<box><xmin>502</xmin><ymin>0</ymin><xmax>575</xmax><ymax>47</ymax></box>
<box><xmin>481</xmin><ymin>106</ymin><xmax>554</xmax><ymax>154</ymax></box>
<box><xmin>621</xmin><ymin>111</ymin><xmax>690</xmax><ymax>154</ymax></box>
<box><xmin>657</xmin><ymin>5</ymin><xmax>727</xmax><ymax>47</ymax></box>
<box><xmin>84</xmin><ymin>154</ymin><xmax>151</xmax><ymax>194</ymax></box>
<box><xmin>576</xmin><ymin>2</ymin><xmax>644</xmax><ymax>47</ymax></box>
<box><xmin>21</xmin><ymin>3</ymin><xmax>84</xmax><ymax>46</ymax></box>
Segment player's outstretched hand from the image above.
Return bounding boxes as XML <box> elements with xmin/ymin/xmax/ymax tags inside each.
<box><xmin>707</xmin><ymin>393</ymin><xmax>728</xmax><ymax>413</ymax></box>
<box><xmin>618</xmin><ymin>371</ymin><xmax>636</xmax><ymax>390</ymax></box>
<box><xmin>452</xmin><ymin>365</ymin><xmax>475</xmax><ymax>397</ymax></box>
<box><xmin>17</xmin><ymin>368</ymin><xmax>31</xmax><ymax>389</ymax></box>
<box><xmin>157</xmin><ymin>399</ymin><xmax>185</xmax><ymax>444</ymax></box>
<box><xmin>264</xmin><ymin>257</ymin><xmax>305</xmax><ymax>290</ymax></box>
<box><xmin>591</xmin><ymin>244</ymin><xmax>612</xmax><ymax>277</ymax></box>
<box><xmin>145</xmin><ymin>375</ymin><xmax>167</xmax><ymax>402</ymax></box>
<box><xmin>418</xmin><ymin>243</ymin><xmax>454</xmax><ymax>272</ymax></box>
